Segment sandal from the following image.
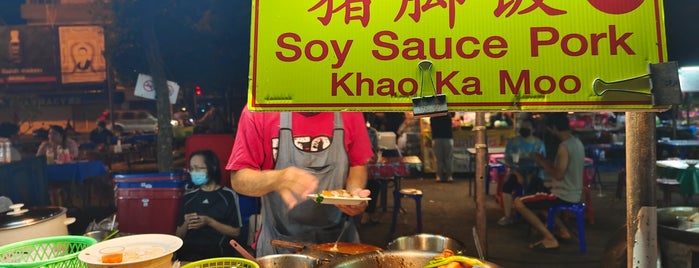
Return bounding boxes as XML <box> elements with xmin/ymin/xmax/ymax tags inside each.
<box><xmin>528</xmin><ymin>240</ymin><xmax>559</xmax><ymax>251</ymax></box>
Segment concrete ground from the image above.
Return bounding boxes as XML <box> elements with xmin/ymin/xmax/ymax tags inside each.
<box><xmin>356</xmin><ymin>171</ymin><xmax>629</xmax><ymax>268</ymax></box>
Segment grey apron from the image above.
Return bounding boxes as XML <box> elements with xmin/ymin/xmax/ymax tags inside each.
<box><xmin>256</xmin><ymin>112</ymin><xmax>360</xmax><ymax>256</ymax></box>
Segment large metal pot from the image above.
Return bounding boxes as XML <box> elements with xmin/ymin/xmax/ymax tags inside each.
<box><xmin>0</xmin><ymin>204</ymin><xmax>75</xmax><ymax>246</ymax></box>
<box><xmin>387</xmin><ymin>234</ymin><xmax>465</xmax><ymax>253</ymax></box>
<box><xmin>257</xmin><ymin>254</ymin><xmax>322</xmax><ymax>268</ymax></box>
<box><xmin>657</xmin><ymin>206</ymin><xmax>699</xmax><ymax>267</ymax></box>
<box><xmin>324</xmin><ymin>250</ymin><xmax>502</xmax><ymax>268</ymax></box>
<box><xmin>270</xmin><ymin>239</ymin><xmax>383</xmax><ymax>263</ymax></box>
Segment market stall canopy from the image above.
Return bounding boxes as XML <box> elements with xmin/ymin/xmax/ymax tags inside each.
<box><xmin>248</xmin><ymin>0</ymin><xmax>678</xmax><ymax>112</ymax></box>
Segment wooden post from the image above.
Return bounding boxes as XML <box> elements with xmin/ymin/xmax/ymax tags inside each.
<box><xmin>625</xmin><ymin>112</ymin><xmax>657</xmax><ymax>267</ymax></box>
<box><xmin>474</xmin><ymin>112</ymin><xmax>487</xmax><ymax>257</ymax></box>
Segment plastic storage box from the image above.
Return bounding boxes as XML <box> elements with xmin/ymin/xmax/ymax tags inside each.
<box><xmin>114</xmin><ymin>172</ymin><xmax>185</xmax><ymax>235</ymax></box>
<box><xmin>116</xmin><ymin>188</ymin><xmax>184</xmax><ymax>235</ymax></box>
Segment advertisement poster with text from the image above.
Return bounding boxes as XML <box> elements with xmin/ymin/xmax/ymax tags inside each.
<box><xmin>249</xmin><ymin>0</ymin><xmax>668</xmax><ymax>111</ymax></box>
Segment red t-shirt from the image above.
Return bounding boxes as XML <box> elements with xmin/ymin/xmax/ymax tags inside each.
<box><xmin>226</xmin><ymin>107</ymin><xmax>374</xmax><ymax>171</ymax></box>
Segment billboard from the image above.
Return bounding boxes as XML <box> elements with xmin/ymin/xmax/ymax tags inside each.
<box><xmin>0</xmin><ymin>26</ymin><xmax>59</xmax><ymax>84</ymax></box>
<box><xmin>249</xmin><ymin>0</ymin><xmax>668</xmax><ymax>111</ymax></box>
<box><xmin>59</xmin><ymin>26</ymin><xmax>107</xmax><ymax>84</ymax></box>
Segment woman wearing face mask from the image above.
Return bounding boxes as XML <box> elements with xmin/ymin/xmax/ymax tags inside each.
<box><xmin>176</xmin><ymin>150</ymin><xmax>243</xmax><ymax>261</ymax></box>
<box><xmin>497</xmin><ymin>118</ymin><xmax>546</xmax><ymax>226</ymax></box>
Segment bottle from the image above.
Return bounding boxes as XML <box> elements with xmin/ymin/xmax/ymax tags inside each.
<box><xmin>46</xmin><ymin>148</ymin><xmax>55</xmax><ymax>164</ymax></box>
<box><xmin>4</xmin><ymin>139</ymin><xmax>11</xmax><ymax>163</ymax></box>
<box><xmin>0</xmin><ymin>138</ymin><xmax>6</xmax><ymax>163</ymax></box>
<box><xmin>62</xmin><ymin>149</ymin><xmax>71</xmax><ymax>163</ymax></box>
<box><xmin>115</xmin><ymin>138</ymin><xmax>122</xmax><ymax>153</ymax></box>
<box><xmin>55</xmin><ymin>146</ymin><xmax>64</xmax><ymax>164</ymax></box>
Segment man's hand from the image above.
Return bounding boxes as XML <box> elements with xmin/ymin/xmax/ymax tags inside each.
<box><xmin>336</xmin><ymin>188</ymin><xmax>371</xmax><ymax>216</ymax></box>
<box><xmin>276</xmin><ymin>166</ymin><xmax>319</xmax><ymax>209</ymax></box>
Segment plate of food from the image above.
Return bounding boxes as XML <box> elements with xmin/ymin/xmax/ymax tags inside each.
<box><xmin>78</xmin><ymin>234</ymin><xmax>182</xmax><ymax>266</ymax></box>
<box><xmin>309</xmin><ymin>189</ymin><xmax>370</xmax><ymax>205</ymax></box>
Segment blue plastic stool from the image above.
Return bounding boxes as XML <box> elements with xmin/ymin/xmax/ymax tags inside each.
<box><xmin>390</xmin><ymin>188</ymin><xmax>423</xmax><ymax>233</ymax></box>
<box><xmin>546</xmin><ymin>203</ymin><xmax>587</xmax><ymax>253</ymax></box>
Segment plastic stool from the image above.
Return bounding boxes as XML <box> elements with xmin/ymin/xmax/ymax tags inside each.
<box><xmin>390</xmin><ymin>188</ymin><xmax>423</xmax><ymax>233</ymax></box>
<box><xmin>546</xmin><ymin>203</ymin><xmax>587</xmax><ymax>253</ymax></box>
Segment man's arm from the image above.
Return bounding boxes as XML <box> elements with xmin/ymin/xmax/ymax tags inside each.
<box><xmin>230</xmin><ymin>167</ymin><xmax>319</xmax><ymax>209</ymax></box>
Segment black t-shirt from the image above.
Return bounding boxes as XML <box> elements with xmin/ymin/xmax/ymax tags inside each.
<box><xmin>176</xmin><ymin>187</ymin><xmax>242</xmax><ymax>261</ymax></box>
<box><xmin>430</xmin><ymin>114</ymin><xmax>453</xmax><ymax>139</ymax></box>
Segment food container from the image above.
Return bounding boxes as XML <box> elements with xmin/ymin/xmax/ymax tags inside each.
<box><xmin>0</xmin><ymin>235</ymin><xmax>97</xmax><ymax>267</ymax></box>
<box><xmin>387</xmin><ymin>234</ymin><xmax>465</xmax><ymax>253</ymax></box>
<box><xmin>257</xmin><ymin>254</ymin><xmax>321</xmax><ymax>268</ymax></box>
<box><xmin>325</xmin><ymin>250</ymin><xmax>502</xmax><ymax>268</ymax></box>
<box><xmin>78</xmin><ymin>234</ymin><xmax>183</xmax><ymax>268</ymax></box>
<box><xmin>0</xmin><ymin>204</ymin><xmax>75</xmax><ymax>246</ymax></box>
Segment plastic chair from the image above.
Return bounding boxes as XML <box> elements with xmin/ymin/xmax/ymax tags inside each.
<box><xmin>390</xmin><ymin>188</ymin><xmax>423</xmax><ymax>233</ymax></box>
<box><xmin>546</xmin><ymin>203</ymin><xmax>587</xmax><ymax>253</ymax></box>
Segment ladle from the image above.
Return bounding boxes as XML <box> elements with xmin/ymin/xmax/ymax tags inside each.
<box><xmin>229</xmin><ymin>239</ymin><xmax>262</xmax><ymax>267</ymax></box>
<box><xmin>329</xmin><ymin>218</ymin><xmax>350</xmax><ymax>251</ymax></box>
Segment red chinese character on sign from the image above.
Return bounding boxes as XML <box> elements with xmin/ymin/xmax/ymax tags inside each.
<box><xmin>494</xmin><ymin>0</ymin><xmax>566</xmax><ymax>18</ymax></box>
<box><xmin>394</xmin><ymin>0</ymin><xmax>467</xmax><ymax>29</ymax></box>
<box><xmin>308</xmin><ymin>0</ymin><xmax>371</xmax><ymax>27</ymax></box>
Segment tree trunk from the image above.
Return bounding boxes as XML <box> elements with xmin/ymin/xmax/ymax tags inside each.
<box><xmin>142</xmin><ymin>2</ymin><xmax>173</xmax><ymax>172</ymax></box>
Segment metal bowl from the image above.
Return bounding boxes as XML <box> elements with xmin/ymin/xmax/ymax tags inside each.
<box><xmin>83</xmin><ymin>230</ymin><xmax>110</xmax><ymax>241</ymax></box>
<box><xmin>324</xmin><ymin>250</ymin><xmax>501</xmax><ymax>268</ymax></box>
<box><xmin>387</xmin><ymin>234</ymin><xmax>465</xmax><ymax>253</ymax></box>
<box><xmin>257</xmin><ymin>254</ymin><xmax>322</xmax><ymax>268</ymax></box>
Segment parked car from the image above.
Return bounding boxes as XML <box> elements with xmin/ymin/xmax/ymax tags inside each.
<box><xmin>103</xmin><ymin>110</ymin><xmax>158</xmax><ymax>134</ymax></box>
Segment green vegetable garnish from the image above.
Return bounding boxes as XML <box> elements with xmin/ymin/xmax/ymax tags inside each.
<box><xmin>314</xmin><ymin>193</ymin><xmax>324</xmax><ymax>204</ymax></box>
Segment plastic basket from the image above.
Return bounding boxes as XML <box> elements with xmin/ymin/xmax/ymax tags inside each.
<box><xmin>0</xmin><ymin>235</ymin><xmax>97</xmax><ymax>268</ymax></box>
<box><xmin>181</xmin><ymin>257</ymin><xmax>259</xmax><ymax>268</ymax></box>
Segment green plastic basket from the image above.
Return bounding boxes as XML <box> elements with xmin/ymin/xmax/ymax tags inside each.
<box><xmin>181</xmin><ymin>257</ymin><xmax>259</xmax><ymax>268</ymax></box>
<box><xmin>0</xmin><ymin>235</ymin><xmax>97</xmax><ymax>268</ymax></box>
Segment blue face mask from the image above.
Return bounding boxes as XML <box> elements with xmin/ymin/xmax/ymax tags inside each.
<box><xmin>190</xmin><ymin>172</ymin><xmax>208</xmax><ymax>186</ymax></box>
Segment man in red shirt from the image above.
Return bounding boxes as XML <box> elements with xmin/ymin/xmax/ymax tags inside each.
<box><xmin>226</xmin><ymin>106</ymin><xmax>374</xmax><ymax>256</ymax></box>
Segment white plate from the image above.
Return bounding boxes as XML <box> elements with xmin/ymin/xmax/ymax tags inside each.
<box><xmin>308</xmin><ymin>194</ymin><xmax>370</xmax><ymax>205</ymax></box>
<box><xmin>78</xmin><ymin>234</ymin><xmax>183</xmax><ymax>265</ymax></box>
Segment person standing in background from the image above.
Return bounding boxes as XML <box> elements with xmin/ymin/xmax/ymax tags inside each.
<box><xmin>430</xmin><ymin>113</ymin><xmax>455</xmax><ymax>182</ymax></box>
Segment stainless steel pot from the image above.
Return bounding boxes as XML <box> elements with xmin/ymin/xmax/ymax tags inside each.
<box><xmin>387</xmin><ymin>234</ymin><xmax>465</xmax><ymax>253</ymax></box>
<box><xmin>257</xmin><ymin>254</ymin><xmax>322</xmax><ymax>268</ymax></box>
<box><xmin>270</xmin><ymin>239</ymin><xmax>382</xmax><ymax>262</ymax></box>
<box><xmin>657</xmin><ymin>207</ymin><xmax>699</xmax><ymax>244</ymax></box>
<box><xmin>0</xmin><ymin>204</ymin><xmax>75</xmax><ymax>246</ymax></box>
<box><xmin>324</xmin><ymin>250</ymin><xmax>502</xmax><ymax>268</ymax></box>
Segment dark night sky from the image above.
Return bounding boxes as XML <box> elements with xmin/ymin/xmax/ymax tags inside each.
<box><xmin>0</xmin><ymin>0</ymin><xmax>697</xmax><ymax>66</ymax></box>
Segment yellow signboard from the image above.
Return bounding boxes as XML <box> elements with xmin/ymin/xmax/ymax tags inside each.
<box><xmin>249</xmin><ymin>0</ymin><xmax>667</xmax><ymax>111</ymax></box>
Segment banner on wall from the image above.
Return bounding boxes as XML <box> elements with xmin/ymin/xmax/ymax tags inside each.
<box><xmin>249</xmin><ymin>0</ymin><xmax>670</xmax><ymax>111</ymax></box>
<box><xmin>59</xmin><ymin>26</ymin><xmax>107</xmax><ymax>84</ymax></box>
